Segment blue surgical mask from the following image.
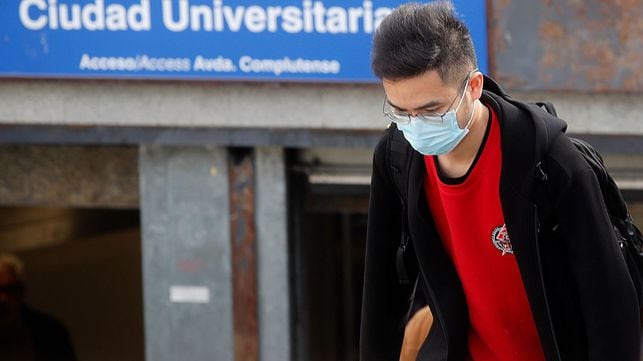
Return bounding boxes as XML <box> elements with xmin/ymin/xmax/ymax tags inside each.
<box><xmin>394</xmin><ymin>73</ymin><xmax>477</xmax><ymax>155</ymax></box>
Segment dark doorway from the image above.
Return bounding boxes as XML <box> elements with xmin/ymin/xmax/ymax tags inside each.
<box><xmin>0</xmin><ymin>206</ymin><xmax>144</xmax><ymax>361</ymax></box>
<box><xmin>289</xmin><ymin>158</ymin><xmax>370</xmax><ymax>361</ymax></box>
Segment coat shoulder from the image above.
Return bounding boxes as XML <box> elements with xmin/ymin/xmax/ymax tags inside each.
<box><xmin>545</xmin><ymin>134</ymin><xmax>593</xmax><ymax>184</ymax></box>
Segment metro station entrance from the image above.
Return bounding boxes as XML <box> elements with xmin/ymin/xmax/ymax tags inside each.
<box><xmin>0</xmin><ymin>206</ymin><xmax>144</xmax><ymax>361</ymax></box>
<box><xmin>0</xmin><ymin>145</ymin><xmax>144</xmax><ymax>361</ymax></box>
<box><xmin>289</xmin><ymin>148</ymin><xmax>371</xmax><ymax>361</ymax></box>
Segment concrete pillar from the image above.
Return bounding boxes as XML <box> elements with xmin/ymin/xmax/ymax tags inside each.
<box><xmin>139</xmin><ymin>145</ymin><xmax>291</xmax><ymax>361</ymax></box>
<box><xmin>255</xmin><ymin>147</ymin><xmax>291</xmax><ymax>361</ymax></box>
<box><xmin>139</xmin><ymin>145</ymin><xmax>233</xmax><ymax>361</ymax></box>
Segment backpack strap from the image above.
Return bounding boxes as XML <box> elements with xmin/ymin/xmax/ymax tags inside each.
<box><xmin>387</xmin><ymin>122</ymin><xmax>412</xmax><ymax>199</ymax></box>
<box><xmin>534</xmin><ymin>161</ymin><xmax>555</xmax><ymax>229</ymax></box>
<box><xmin>385</xmin><ymin>123</ymin><xmax>415</xmax><ymax>285</ymax></box>
<box><xmin>528</xmin><ymin>101</ymin><xmax>559</xmax><ymax>223</ymax></box>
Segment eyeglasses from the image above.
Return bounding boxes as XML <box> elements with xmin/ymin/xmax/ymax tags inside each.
<box><xmin>383</xmin><ymin>69</ymin><xmax>477</xmax><ymax>125</ymax></box>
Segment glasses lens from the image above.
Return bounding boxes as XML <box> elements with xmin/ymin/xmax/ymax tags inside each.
<box><xmin>416</xmin><ymin>114</ymin><xmax>444</xmax><ymax>125</ymax></box>
<box><xmin>386</xmin><ymin>112</ymin><xmax>410</xmax><ymax>124</ymax></box>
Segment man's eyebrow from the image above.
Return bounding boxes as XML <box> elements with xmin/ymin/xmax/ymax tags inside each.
<box><xmin>387</xmin><ymin>99</ymin><xmax>443</xmax><ymax>111</ymax></box>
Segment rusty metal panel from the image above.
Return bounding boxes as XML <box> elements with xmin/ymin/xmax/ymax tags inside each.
<box><xmin>0</xmin><ymin>145</ymin><xmax>138</xmax><ymax>208</ymax></box>
<box><xmin>488</xmin><ymin>0</ymin><xmax>643</xmax><ymax>92</ymax></box>
<box><xmin>228</xmin><ymin>148</ymin><xmax>259</xmax><ymax>361</ymax></box>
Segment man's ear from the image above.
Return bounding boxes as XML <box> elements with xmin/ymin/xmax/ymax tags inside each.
<box><xmin>469</xmin><ymin>71</ymin><xmax>484</xmax><ymax>100</ymax></box>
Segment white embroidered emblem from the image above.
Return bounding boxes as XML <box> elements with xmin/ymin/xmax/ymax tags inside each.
<box><xmin>492</xmin><ymin>224</ymin><xmax>513</xmax><ymax>256</ymax></box>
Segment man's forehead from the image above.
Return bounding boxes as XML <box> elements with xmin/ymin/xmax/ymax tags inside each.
<box><xmin>382</xmin><ymin>71</ymin><xmax>454</xmax><ymax>110</ymax></box>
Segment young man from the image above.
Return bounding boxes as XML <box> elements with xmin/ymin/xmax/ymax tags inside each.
<box><xmin>360</xmin><ymin>2</ymin><xmax>641</xmax><ymax>361</ymax></box>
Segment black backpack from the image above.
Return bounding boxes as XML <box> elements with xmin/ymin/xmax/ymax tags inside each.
<box><xmin>385</xmin><ymin>101</ymin><xmax>643</xmax><ymax>308</ymax></box>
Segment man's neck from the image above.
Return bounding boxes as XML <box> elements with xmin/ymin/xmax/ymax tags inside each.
<box><xmin>436</xmin><ymin>101</ymin><xmax>490</xmax><ymax>179</ymax></box>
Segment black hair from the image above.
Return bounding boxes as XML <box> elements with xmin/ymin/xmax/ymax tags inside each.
<box><xmin>371</xmin><ymin>1</ymin><xmax>477</xmax><ymax>84</ymax></box>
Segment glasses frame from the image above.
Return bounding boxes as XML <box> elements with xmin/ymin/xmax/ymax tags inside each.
<box><xmin>382</xmin><ymin>69</ymin><xmax>477</xmax><ymax>125</ymax></box>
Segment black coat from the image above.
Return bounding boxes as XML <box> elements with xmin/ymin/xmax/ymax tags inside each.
<box><xmin>359</xmin><ymin>77</ymin><xmax>641</xmax><ymax>361</ymax></box>
<box><xmin>23</xmin><ymin>306</ymin><xmax>77</xmax><ymax>361</ymax></box>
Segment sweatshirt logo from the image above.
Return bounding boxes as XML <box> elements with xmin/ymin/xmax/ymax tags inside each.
<box><xmin>492</xmin><ymin>224</ymin><xmax>513</xmax><ymax>256</ymax></box>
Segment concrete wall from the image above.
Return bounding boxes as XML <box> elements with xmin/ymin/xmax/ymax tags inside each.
<box><xmin>0</xmin><ymin>80</ymin><xmax>642</xmax><ymax>136</ymax></box>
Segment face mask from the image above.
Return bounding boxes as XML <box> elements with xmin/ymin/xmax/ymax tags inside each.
<box><xmin>396</xmin><ymin>76</ymin><xmax>476</xmax><ymax>156</ymax></box>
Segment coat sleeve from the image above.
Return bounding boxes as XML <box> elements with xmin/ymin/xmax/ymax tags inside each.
<box><xmin>360</xmin><ymin>134</ymin><xmax>415</xmax><ymax>361</ymax></box>
<box><xmin>556</xmin><ymin>167</ymin><xmax>641</xmax><ymax>360</ymax></box>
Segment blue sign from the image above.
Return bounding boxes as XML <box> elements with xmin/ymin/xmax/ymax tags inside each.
<box><xmin>0</xmin><ymin>0</ymin><xmax>487</xmax><ymax>82</ymax></box>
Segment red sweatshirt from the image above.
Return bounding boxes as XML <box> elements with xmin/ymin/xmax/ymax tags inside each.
<box><xmin>424</xmin><ymin>105</ymin><xmax>545</xmax><ymax>361</ymax></box>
